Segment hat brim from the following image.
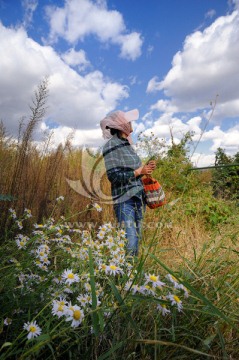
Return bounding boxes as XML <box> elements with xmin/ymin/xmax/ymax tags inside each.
<box><xmin>124</xmin><ymin>109</ymin><xmax>139</xmax><ymax>122</ymax></box>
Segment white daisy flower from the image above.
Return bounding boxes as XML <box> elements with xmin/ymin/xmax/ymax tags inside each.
<box><xmin>131</xmin><ymin>284</ymin><xmax>141</xmax><ymax>294</ymax></box>
<box><xmin>104</xmin><ymin>222</ymin><xmax>113</xmax><ymax>231</ymax></box>
<box><xmin>139</xmin><ymin>285</ymin><xmax>156</xmax><ymax>296</ymax></box>
<box><xmin>165</xmin><ymin>274</ymin><xmax>181</xmax><ymax>289</ymax></box>
<box><xmin>124</xmin><ymin>280</ymin><xmax>133</xmax><ymax>291</ymax></box>
<box><xmin>9</xmin><ymin>208</ymin><xmax>17</xmax><ymax>219</ymax></box>
<box><xmin>113</xmin><ymin>255</ymin><xmax>125</xmax><ymax>266</ymax></box>
<box><xmin>65</xmin><ymin>305</ymin><xmax>84</xmax><ymax>327</ymax></box>
<box><xmin>84</xmin><ymin>282</ymin><xmax>91</xmax><ymax>292</ymax></box>
<box><xmin>56</xmin><ymin>196</ymin><xmax>64</xmax><ymax>202</ymax></box>
<box><xmin>118</xmin><ymin>229</ymin><xmax>126</xmax><ymax>238</ymax></box>
<box><xmin>178</xmin><ymin>284</ymin><xmax>189</xmax><ymax>298</ymax></box>
<box><xmin>34</xmin><ymin>223</ymin><xmax>44</xmax><ymax>229</ymax></box>
<box><xmin>39</xmin><ymin>256</ymin><xmax>50</xmax><ymax>265</ymax></box>
<box><xmin>16</xmin><ymin>238</ymin><xmax>27</xmax><ymax>249</ymax></box>
<box><xmin>99</xmin><ymin>225</ymin><xmax>107</xmax><ymax>232</ymax></box>
<box><xmin>4</xmin><ymin>318</ymin><xmax>12</xmax><ymax>326</ymax></box>
<box><xmin>118</xmin><ymin>241</ymin><xmax>125</xmax><ymax>249</ymax></box>
<box><xmin>16</xmin><ymin>220</ymin><xmax>23</xmax><ymax>230</ymax></box>
<box><xmin>63</xmin><ymin>286</ymin><xmax>73</xmax><ymax>294</ymax></box>
<box><xmin>23</xmin><ymin>321</ymin><xmax>42</xmax><ymax>340</ymax></box>
<box><xmin>98</xmin><ymin>263</ymin><xmax>107</xmax><ymax>272</ymax></box>
<box><xmin>24</xmin><ymin>208</ymin><xmax>32</xmax><ymax>218</ymax></box>
<box><xmin>157</xmin><ymin>303</ymin><xmax>171</xmax><ymax>316</ymax></box>
<box><xmin>92</xmin><ymin>203</ymin><xmax>102</xmax><ymax>212</ymax></box>
<box><xmin>52</xmin><ymin>298</ymin><xmax>68</xmax><ymax>318</ymax></box>
<box><xmin>167</xmin><ymin>294</ymin><xmax>183</xmax><ymax>312</ymax></box>
<box><xmin>145</xmin><ymin>274</ymin><xmax>165</xmax><ymax>288</ymax></box>
<box><xmin>105</xmin><ymin>236</ymin><xmax>115</xmax><ymax>247</ymax></box>
<box><xmin>77</xmin><ymin>294</ymin><xmax>90</xmax><ymax>307</ymax></box>
<box><xmin>62</xmin><ymin>269</ymin><xmax>80</xmax><ymax>285</ymax></box>
<box><xmin>36</xmin><ymin>263</ymin><xmax>49</xmax><ymax>271</ymax></box>
<box><xmin>97</xmin><ymin>230</ymin><xmax>105</xmax><ymax>240</ymax></box>
<box><xmin>105</xmin><ymin>264</ymin><xmax>123</xmax><ymax>276</ymax></box>
<box><xmin>118</xmin><ymin>248</ymin><xmax>126</xmax><ymax>256</ymax></box>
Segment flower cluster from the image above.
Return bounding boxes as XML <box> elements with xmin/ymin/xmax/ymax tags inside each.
<box><xmin>4</xmin><ymin>207</ymin><xmax>189</xmax><ymax>342</ymax></box>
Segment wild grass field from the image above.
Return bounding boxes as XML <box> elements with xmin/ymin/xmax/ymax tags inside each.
<box><xmin>0</xmin><ymin>82</ymin><xmax>238</xmax><ymax>359</ymax></box>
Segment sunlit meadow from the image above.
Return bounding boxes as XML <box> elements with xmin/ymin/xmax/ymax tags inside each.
<box><xmin>0</xmin><ymin>81</ymin><xmax>238</xmax><ymax>359</ymax></box>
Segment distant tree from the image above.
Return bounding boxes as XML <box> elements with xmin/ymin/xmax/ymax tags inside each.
<box><xmin>213</xmin><ymin>148</ymin><xmax>239</xmax><ymax>199</ymax></box>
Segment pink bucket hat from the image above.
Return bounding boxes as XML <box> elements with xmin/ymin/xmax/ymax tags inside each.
<box><xmin>100</xmin><ymin>109</ymin><xmax>139</xmax><ymax>143</ymax></box>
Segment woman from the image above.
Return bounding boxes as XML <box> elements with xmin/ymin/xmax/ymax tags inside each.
<box><xmin>100</xmin><ymin>109</ymin><xmax>155</xmax><ymax>255</ymax></box>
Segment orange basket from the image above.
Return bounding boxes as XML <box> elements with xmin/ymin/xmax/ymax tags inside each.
<box><xmin>142</xmin><ymin>176</ymin><xmax>166</xmax><ymax>209</ymax></box>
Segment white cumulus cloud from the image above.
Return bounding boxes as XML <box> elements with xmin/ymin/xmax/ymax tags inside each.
<box><xmin>22</xmin><ymin>0</ymin><xmax>38</xmax><ymax>27</ymax></box>
<box><xmin>145</xmin><ymin>3</ymin><xmax>239</xmax><ymax>164</ymax></box>
<box><xmin>61</xmin><ymin>48</ymin><xmax>90</xmax><ymax>71</ymax></box>
<box><xmin>147</xmin><ymin>4</ymin><xmax>239</xmax><ymax>119</ymax></box>
<box><xmin>0</xmin><ymin>23</ymin><xmax>128</xmax><ymax>141</ymax></box>
<box><xmin>45</xmin><ymin>0</ymin><xmax>143</xmax><ymax>61</ymax></box>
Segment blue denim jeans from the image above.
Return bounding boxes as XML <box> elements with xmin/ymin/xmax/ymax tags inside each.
<box><xmin>113</xmin><ymin>196</ymin><xmax>145</xmax><ymax>256</ymax></box>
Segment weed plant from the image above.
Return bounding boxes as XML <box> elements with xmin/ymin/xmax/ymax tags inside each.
<box><xmin>0</xmin><ymin>201</ymin><xmax>238</xmax><ymax>359</ymax></box>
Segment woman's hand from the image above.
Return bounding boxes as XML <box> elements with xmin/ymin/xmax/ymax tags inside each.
<box><xmin>134</xmin><ymin>160</ymin><xmax>156</xmax><ymax>177</ymax></box>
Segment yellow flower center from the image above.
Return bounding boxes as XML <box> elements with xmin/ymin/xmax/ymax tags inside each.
<box><xmin>73</xmin><ymin>310</ymin><xmax>81</xmax><ymax>320</ymax></box>
<box><xmin>149</xmin><ymin>275</ymin><xmax>157</xmax><ymax>282</ymax></box>
<box><xmin>101</xmin><ymin>264</ymin><xmax>106</xmax><ymax>270</ymax></box>
<box><xmin>67</xmin><ymin>273</ymin><xmax>74</xmax><ymax>279</ymax></box>
<box><xmin>173</xmin><ymin>295</ymin><xmax>181</xmax><ymax>303</ymax></box>
<box><xmin>110</xmin><ymin>265</ymin><xmax>117</xmax><ymax>271</ymax></box>
<box><xmin>39</xmin><ymin>252</ymin><xmax>44</xmax><ymax>256</ymax></box>
<box><xmin>58</xmin><ymin>304</ymin><xmax>64</xmax><ymax>312</ymax></box>
<box><xmin>119</xmin><ymin>243</ymin><xmax>124</xmax><ymax>247</ymax></box>
<box><xmin>20</xmin><ymin>241</ymin><xmax>25</xmax><ymax>246</ymax></box>
<box><xmin>29</xmin><ymin>325</ymin><xmax>36</xmax><ymax>333</ymax></box>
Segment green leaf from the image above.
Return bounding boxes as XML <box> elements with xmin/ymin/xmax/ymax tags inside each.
<box><xmin>0</xmin><ymin>342</ymin><xmax>12</xmax><ymax>351</ymax></box>
<box><xmin>98</xmin><ymin>341</ymin><xmax>125</xmax><ymax>360</ymax></box>
<box><xmin>135</xmin><ymin>339</ymin><xmax>214</xmax><ymax>357</ymax></box>
<box><xmin>202</xmin><ymin>334</ymin><xmax>217</xmax><ymax>348</ymax></box>
<box><xmin>108</xmin><ymin>279</ymin><xmax>139</xmax><ymax>335</ymax></box>
<box><xmin>35</xmin><ymin>334</ymin><xmax>51</xmax><ymax>342</ymax></box>
<box><xmin>88</xmin><ymin>248</ymin><xmax>100</xmax><ymax>336</ymax></box>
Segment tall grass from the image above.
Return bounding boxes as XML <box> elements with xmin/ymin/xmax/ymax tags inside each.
<box><xmin>0</xmin><ymin>81</ymin><xmax>111</xmax><ymax>240</ymax></box>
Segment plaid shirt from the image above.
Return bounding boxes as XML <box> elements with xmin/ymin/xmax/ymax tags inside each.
<box><xmin>102</xmin><ymin>134</ymin><xmax>144</xmax><ymax>203</ymax></box>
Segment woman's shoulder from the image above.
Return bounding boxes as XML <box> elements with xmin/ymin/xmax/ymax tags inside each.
<box><xmin>103</xmin><ymin>135</ymin><xmax>121</xmax><ymax>153</ymax></box>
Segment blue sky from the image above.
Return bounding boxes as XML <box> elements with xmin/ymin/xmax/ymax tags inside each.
<box><xmin>0</xmin><ymin>0</ymin><xmax>239</xmax><ymax>166</ymax></box>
